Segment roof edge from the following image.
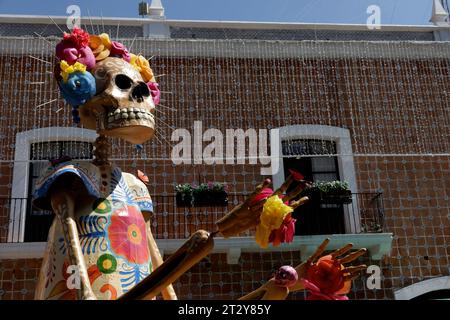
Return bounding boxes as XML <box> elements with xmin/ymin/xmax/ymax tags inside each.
<box><xmin>0</xmin><ymin>14</ymin><xmax>444</xmax><ymax>32</ymax></box>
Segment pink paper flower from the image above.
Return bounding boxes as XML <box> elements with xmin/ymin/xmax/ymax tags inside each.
<box><xmin>302</xmin><ymin>279</ymin><xmax>349</xmax><ymax>300</ymax></box>
<box><xmin>55</xmin><ymin>28</ymin><xmax>95</xmax><ymax>70</ymax></box>
<box><xmin>110</xmin><ymin>41</ymin><xmax>131</xmax><ymax>62</ymax></box>
<box><xmin>269</xmin><ymin>214</ymin><xmax>296</xmax><ymax>246</ymax></box>
<box><xmin>55</xmin><ymin>46</ymin><xmax>95</xmax><ymax>70</ymax></box>
<box><xmin>147</xmin><ymin>81</ymin><xmax>161</xmax><ymax>105</ymax></box>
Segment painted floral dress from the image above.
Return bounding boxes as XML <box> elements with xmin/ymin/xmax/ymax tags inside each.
<box><xmin>33</xmin><ymin>161</ymin><xmax>154</xmax><ymax>300</ymax></box>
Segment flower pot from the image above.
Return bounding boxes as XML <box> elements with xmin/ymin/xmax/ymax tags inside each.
<box><xmin>176</xmin><ymin>192</ymin><xmax>193</xmax><ymax>207</ymax></box>
<box><xmin>193</xmin><ymin>190</ymin><xmax>211</xmax><ymax>207</ymax></box>
<box><xmin>320</xmin><ymin>190</ymin><xmax>352</xmax><ymax>204</ymax></box>
<box><xmin>193</xmin><ymin>190</ymin><xmax>228</xmax><ymax>207</ymax></box>
<box><xmin>210</xmin><ymin>191</ymin><xmax>228</xmax><ymax>206</ymax></box>
<box><xmin>301</xmin><ymin>188</ymin><xmax>352</xmax><ymax>205</ymax></box>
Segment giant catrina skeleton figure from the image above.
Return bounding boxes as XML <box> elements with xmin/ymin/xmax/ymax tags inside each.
<box><xmin>34</xmin><ymin>28</ymin><xmax>367</xmax><ymax>300</ymax></box>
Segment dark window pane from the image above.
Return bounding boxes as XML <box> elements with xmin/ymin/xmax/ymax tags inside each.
<box><xmin>24</xmin><ymin>141</ymin><xmax>93</xmax><ymax>242</ymax></box>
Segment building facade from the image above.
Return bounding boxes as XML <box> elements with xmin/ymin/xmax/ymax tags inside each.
<box><xmin>0</xmin><ymin>2</ymin><xmax>449</xmax><ymax>300</ymax></box>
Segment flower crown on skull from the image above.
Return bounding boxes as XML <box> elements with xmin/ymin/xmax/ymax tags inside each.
<box><xmin>54</xmin><ymin>27</ymin><xmax>160</xmax><ymax>123</ymax></box>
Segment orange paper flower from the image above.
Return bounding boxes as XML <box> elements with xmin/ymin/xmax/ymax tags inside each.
<box><xmin>130</xmin><ymin>54</ymin><xmax>155</xmax><ymax>82</ymax></box>
<box><xmin>305</xmin><ymin>254</ymin><xmax>351</xmax><ymax>295</ymax></box>
<box><xmin>89</xmin><ymin>33</ymin><xmax>112</xmax><ymax>61</ymax></box>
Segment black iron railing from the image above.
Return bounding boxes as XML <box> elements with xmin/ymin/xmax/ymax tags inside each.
<box><xmin>0</xmin><ymin>193</ymin><xmax>385</xmax><ymax>243</ymax></box>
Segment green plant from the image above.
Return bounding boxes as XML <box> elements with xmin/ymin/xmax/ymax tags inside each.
<box><xmin>301</xmin><ymin>180</ymin><xmax>352</xmax><ymax>204</ymax></box>
<box><xmin>311</xmin><ymin>180</ymin><xmax>350</xmax><ymax>193</ymax></box>
<box><xmin>175</xmin><ymin>183</ymin><xmax>193</xmax><ymax>194</ymax></box>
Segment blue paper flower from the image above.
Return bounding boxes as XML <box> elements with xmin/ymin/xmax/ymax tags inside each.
<box><xmin>59</xmin><ymin>71</ymin><xmax>96</xmax><ymax>107</ymax></box>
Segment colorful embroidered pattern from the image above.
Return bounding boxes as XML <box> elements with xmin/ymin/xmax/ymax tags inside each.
<box><xmin>108</xmin><ymin>205</ymin><xmax>149</xmax><ymax>264</ymax></box>
<box><xmin>78</xmin><ymin>215</ymin><xmax>108</xmax><ymax>254</ymax></box>
<box><xmin>97</xmin><ymin>254</ymin><xmax>118</xmax><ymax>274</ymax></box>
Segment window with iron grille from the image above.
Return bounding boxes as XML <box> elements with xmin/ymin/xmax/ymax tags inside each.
<box><xmin>24</xmin><ymin>141</ymin><xmax>93</xmax><ymax>242</ymax></box>
<box><xmin>282</xmin><ymin>139</ymin><xmax>346</xmax><ymax>235</ymax></box>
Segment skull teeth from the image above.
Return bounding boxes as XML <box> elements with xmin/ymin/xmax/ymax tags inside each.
<box><xmin>106</xmin><ymin>107</ymin><xmax>153</xmax><ymax>124</ymax></box>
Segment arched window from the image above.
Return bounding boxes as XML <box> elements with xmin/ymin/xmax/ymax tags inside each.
<box><xmin>271</xmin><ymin>125</ymin><xmax>360</xmax><ymax>234</ymax></box>
<box><xmin>394</xmin><ymin>276</ymin><xmax>450</xmax><ymax>300</ymax></box>
<box><xmin>9</xmin><ymin>127</ymin><xmax>97</xmax><ymax>243</ymax></box>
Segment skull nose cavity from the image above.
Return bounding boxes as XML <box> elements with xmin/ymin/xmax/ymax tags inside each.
<box><xmin>131</xmin><ymin>82</ymin><xmax>150</xmax><ymax>103</ymax></box>
<box><xmin>115</xmin><ymin>74</ymin><xmax>133</xmax><ymax>90</ymax></box>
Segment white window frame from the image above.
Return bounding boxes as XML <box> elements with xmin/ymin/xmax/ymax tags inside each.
<box><xmin>8</xmin><ymin>127</ymin><xmax>97</xmax><ymax>243</ymax></box>
<box><xmin>271</xmin><ymin>124</ymin><xmax>360</xmax><ymax>234</ymax></box>
<box><xmin>394</xmin><ymin>276</ymin><xmax>450</xmax><ymax>300</ymax></box>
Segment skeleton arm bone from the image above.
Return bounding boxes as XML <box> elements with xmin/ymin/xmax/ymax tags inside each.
<box><xmin>239</xmin><ymin>280</ymin><xmax>289</xmax><ymax>300</ymax></box>
<box><xmin>145</xmin><ymin>220</ymin><xmax>178</xmax><ymax>300</ymax></box>
<box><xmin>50</xmin><ymin>188</ymin><xmax>97</xmax><ymax>300</ymax></box>
<box><xmin>119</xmin><ymin>230</ymin><xmax>214</xmax><ymax>300</ymax></box>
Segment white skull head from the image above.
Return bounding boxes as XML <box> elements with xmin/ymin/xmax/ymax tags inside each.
<box><xmin>78</xmin><ymin>57</ymin><xmax>156</xmax><ymax>144</ymax></box>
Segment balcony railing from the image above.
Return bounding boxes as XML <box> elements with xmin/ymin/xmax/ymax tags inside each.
<box><xmin>0</xmin><ymin>193</ymin><xmax>385</xmax><ymax>244</ymax></box>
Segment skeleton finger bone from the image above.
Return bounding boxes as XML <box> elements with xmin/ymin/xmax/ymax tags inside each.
<box><xmin>330</xmin><ymin>243</ymin><xmax>354</xmax><ymax>258</ymax></box>
<box><xmin>305</xmin><ymin>238</ymin><xmax>331</xmax><ymax>265</ymax></box>
<box><xmin>338</xmin><ymin>248</ymin><xmax>367</xmax><ymax>264</ymax></box>
<box><xmin>342</xmin><ymin>265</ymin><xmax>368</xmax><ymax>274</ymax></box>
<box><xmin>289</xmin><ymin>196</ymin><xmax>309</xmax><ymax>209</ymax></box>
<box><xmin>282</xmin><ymin>182</ymin><xmax>308</xmax><ymax>203</ymax></box>
<box><xmin>244</xmin><ymin>179</ymin><xmax>272</xmax><ymax>205</ymax></box>
<box><xmin>272</xmin><ymin>175</ymin><xmax>294</xmax><ymax>197</ymax></box>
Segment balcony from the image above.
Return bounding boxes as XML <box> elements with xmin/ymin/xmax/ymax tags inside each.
<box><xmin>0</xmin><ymin>193</ymin><xmax>393</xmax><ymax>262</ymax></box>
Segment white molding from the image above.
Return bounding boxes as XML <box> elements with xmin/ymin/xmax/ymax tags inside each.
<box><xmin>0</xmin><ymin>14</ymin><xmax>441</xmax><ymax>32</ymax></box>
<box><xmin>1</xmin><ymin>38</ymin><xmax>449</xmax><ymax>60</ymax></box>
<box><xmin>0</xmin><ymin>242</ymin><xmax>46</xmax><ymax>259</ymax></box>
<box><xmin>0</xmin><ymin>233</ymin><xmax>393</xmax><ymax>262</ymax></box>
<box><xmin>394</xmin><ymin>276</ymin><xmax>450</xmax><ymax>300</ymax></box>
<box><xmin>8</xmin><ymin>127</ymin><xmax>97</xmax><ymax>243</ymax></box>
<box><xmin>271</xmin><ymin>124</ymin><xmax>360</xmax><ymax>233</ymax></box>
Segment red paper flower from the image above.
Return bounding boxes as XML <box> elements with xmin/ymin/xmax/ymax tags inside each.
<box><xmin>248</xmin><ymin>187</ymin><xmax>274</xmax><ymax>207</ymax></box>
<box><xmin>305</xmin><ymin>255</ymin><xmax>351</xmax><ymax>295</ymax></box>
<box><xmin>62</xmin><ymin>27</ymin><xmax>90</xmax><ymax>48</ymax></box>
<box><xmin>289</xmin><ymin>169</ymin><xmax>304</xmax><ymax>181</ymax></box>
<box><xmin>269</xmin><ymin>213</ymin><xmax>296</xmax><ymax>246</ymax></box>
<box><xmin>108</xmin><ymin>205</ymin><xmax>150</xmax><ymax>264</ymax></box>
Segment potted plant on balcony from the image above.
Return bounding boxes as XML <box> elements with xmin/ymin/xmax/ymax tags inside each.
<box><xmin>191</xmin><ymin>182</ymin><xmax>229</xmax><ymax>207</ymax></box>
<box><xmin>301</xmin><ymin>181</ymin><xmax>352</xmax><ymax>205</ymax></box>
<box><xmin>175</xmin><ymin>183</ymin><xmax>193</xmax><ymax>207</ymax></box>
<box><xmin>209</xmin><ymin>182</ymin><xmax>228</xmax><ymax>206</ymax></box>
<box><xmin>192</xmin><ymin>183</ymin><xmax>211</xmax><ymax>207</ymax></box>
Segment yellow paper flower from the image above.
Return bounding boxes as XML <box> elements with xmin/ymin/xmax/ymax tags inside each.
<box><xmin>130</xmin><ymin>54</ymin><xmax>155</xmax><ymax>82</ymax></box>
<box><xmin>60</xmin><ymin>60</ymin><xmax>87</xmax><ymax>83</ymax></box>
<box><xmin>255</xmin><ymin>195</ymin><xmax>293</xmax><ymax>248</ymax></box>
<box><xmin>89</xmin><ymin>33</ymin><xmax>112</xmax><ymax>61</ymax></box>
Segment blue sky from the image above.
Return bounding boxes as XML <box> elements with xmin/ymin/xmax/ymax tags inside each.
<box><xmin>0</xmin><ymin>0</ymin><xmax>436</xmax><ymax>25</ymax></box>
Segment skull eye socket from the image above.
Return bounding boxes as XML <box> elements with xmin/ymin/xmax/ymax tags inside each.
<box><xmin>115</xmin><ymin>74</ymin><xmax>133</xmax><ymax>90</ymax></box>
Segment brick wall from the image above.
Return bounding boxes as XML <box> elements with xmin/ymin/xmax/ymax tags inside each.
<box><xmin>0</xmin><ymin>40</ymin><xmax>449</xmax><ymax>299</ymax></box>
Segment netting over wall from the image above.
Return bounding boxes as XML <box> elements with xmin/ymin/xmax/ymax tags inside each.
<box><xmin>0</xmin><ymin>37</ymin><xmax>449</xmax><ymax>160</ymax></box>
<box><xmin>0</xmin><ymin>36</ymin><xmax>449</xmax><ymax>300</ymax></box>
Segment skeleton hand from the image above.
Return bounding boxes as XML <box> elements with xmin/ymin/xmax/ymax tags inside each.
<box><xmin>290</xmin><ymin>238</ymin><xmax>368</xmax><ymax>292</ymax></box>
<box><xmin>216</xmin><ymin>176</ymin><xmax>310</xmax><ymax>238</ymax></box>
<box><xmin>240</xmin><ymin>239</ymin><xmax>367</xmax><ymax>300</ymax></box>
